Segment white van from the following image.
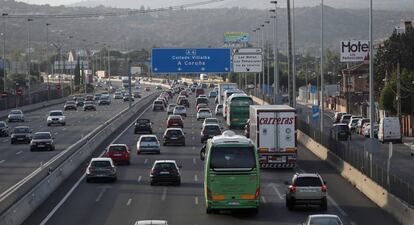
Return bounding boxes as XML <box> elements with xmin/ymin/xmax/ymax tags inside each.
<box><xmin>378</xmin><ymin>117</ymin><xmax>402</xmax><ymax>143</ymax></box>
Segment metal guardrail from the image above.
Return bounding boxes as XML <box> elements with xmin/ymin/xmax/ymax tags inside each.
<box><xmin>0</xmin><ymin>91</ymin><xmax>159</xmax><ymax>222</ymax></box>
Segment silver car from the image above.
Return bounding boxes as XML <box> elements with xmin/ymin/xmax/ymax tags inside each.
<box><xmin>137</xmin><ymin>135</ymin><xmax>161</xmax><ymax>154</ymax></box>
<box><xmin>215</xmin><ymin>104</ymin><xmax>223</xmax><ymax>116</ymax></box>
<box><xmin>47</xmin><ymin>110</ymin><xmax>66</xmax><ymax>126</ymax></box>
<box><xmin>86</xmin><ymin>158</ymin><xmax>117</xmax><ymax>182</ymax></box>
<box><xmin>197</xmin><ymin>108</ymin><xmax>212</xmax><ymax>120</ymax></box>
<box><xmin>173</xmin><ymin>105</ymin><xmax>187</xmax><ymax>117</ymax></box>
<box><xmin>8</xmin><ymin>110</ymin><xmax>25</xmax><ymax>122</ymax></box>
<box><xmin>302</xmin><ymin>214</ymin><xmax>343</xmax><ymax>225</ymax></box>
<box><xmin>285</xmin><ymin>173</ymin><xmax>327</xmax><ymax>211</ymax></box>
<box><xmin>135</xmin><ymin>220</ymin><xmax>168</xmax><ymax>225</ymax></box>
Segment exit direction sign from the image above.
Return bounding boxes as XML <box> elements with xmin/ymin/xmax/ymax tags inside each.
<box><xmin>232</xmin><ymin>48</ymin><xmax>263</xmax><ymax>73</ymax></box>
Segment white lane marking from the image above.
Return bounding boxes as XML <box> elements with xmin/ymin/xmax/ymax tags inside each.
<box><xmin>194</xmin><ymin>196</ymin><xmax>199</xmax><ymax>205</ymax></box>
<box><xmin>328</xmin><ymin>195</ymin><xmax>348</xmax><ymax>217</ymax></box>
<box><xmin>95</xmin><ymin>188</ymin><xmax>106</xmax><ymax>202</ymax></box>
<box><xmin>194</xmin><ymin>174</ymin><xmax>198</xmax><ymax>182</ymax></box>
<box><xmin>137</xmin><ymin>176</ymin><xmax>142</xmax><ymax>183</ymax></box>
<box><xmin>161</xmin><ymin>187</ymin><xmax>167</xmax><ymax>201</ymax></box>
<box><xmin>62</xmin><ymin>128</ymin><xmax>66</xmax><ymax>131</ymax></box>
<box><xmin>271</xmin><ymin>183</ymin><xmax>284</xmax><ymax>200</ymax></box>
<box><xmin>39</xmin><ymin>174</ymin><xmax>86</xmax><ymax>225</ymax></box>
<box><xmin>54</xmin><ymin>132</ymin><xmax>58</xmax><ymax>135</ymax></box>
<box><xmin>126</xmin><ymin>198</ymin><xmax>132</xmax><ymax>206</ymax></box>
<box><xmin>16</xmin><ymin>151</ymin><xmax>22</xmax><ymax>155</ymax></box>
<box><xmin>192</xmin><ymin>131</ymin><xmax>194</xmax><ymax>135</ymax></box>
<box><xmin>144</xmin><ymin>159</ymin><xmax>148</xmax><ymax>164</ymax></box>
<box><xmin>0</xmin><ymin>160</ymin><xmax>5</xmax><ymax>164</ymax></box>
<box><xmin>2</xmin><ymin>139</ymin><xmax>7</xmax><ymax>143</ymax></box>
<box><xmin>261</xmin><ymin>196</ymin><xmax>267</xmax><ymax>203</ymax></box>
<box><xmin>39</xmin><ymin>104</ymin><xmax>153</xmax><ymax>225</ymax></box>
<box><xmin>193</xmin><ymin>158</ymin><xmax>196</xmax><ymax>165</ymax></box>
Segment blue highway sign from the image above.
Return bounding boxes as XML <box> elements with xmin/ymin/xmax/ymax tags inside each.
<box><xmin>151</xmin><ymin>48</ymin><xmax>231</xmax><ymax>74</ymax></box>
<box><xmin>312</xmin><ymin>105</ymin><xmax>320</xmax><ymax>121</ymax></box>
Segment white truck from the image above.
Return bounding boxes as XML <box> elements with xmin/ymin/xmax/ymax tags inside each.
<box><xmin>249</xmin><ymin>105</ymin><xmax>297</xmax><ymax>168</ymax></box>
<box><xmin>217</xmin><ymin>83</ymin><xmax>237</xmax><ymax>105</ymax></box>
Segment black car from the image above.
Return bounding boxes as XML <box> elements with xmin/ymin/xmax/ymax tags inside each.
<box><xmin>64</xmin><ymin>101</ymin><xmax>77</xmax><ymax>111</ymax></box>
<box><xmin>30</xmin><ymin>132</ymin><xmax>55</xmax><ymax>151</ymax></box>
<box><xmin>10</xmin><ymin>126</ymin><xmax>32</xmax><ymax>144</ymax></box>
<box><xmin>0</xmin><ymin>121</ymin><xmax>9</xmax><ymax>137</ymax></box>
<box><xmin>134</xmin><ymin>119</ymin><xmax>153</xmax><ymax>134</ymax></box>
<box><xmin>150</xmin><ymin>160</ymin><xmax>181</xmax><ymax>186</ymax></box>
<box><xmin>163</xmin><ymin>128</ymin><xmax>185</xmax><ymax>146</ymax></box>
<box><xmin>200</xmin><ymin>124</ymin><xmax>222</xmax><ymax>143</ymax></box>
<box><xmin>98</xmin><ymin>97</ymin><xmax>111</xmax><ymax>105</ymax></box>
<box><xmin>330</xmin><ymin>124</ymin><xmax>351</xmax><ymax>141</ymax></box>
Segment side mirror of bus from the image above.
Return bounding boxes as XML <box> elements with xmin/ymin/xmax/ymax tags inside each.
<box><xmin>200</xmin><ymin>150</ymin><xmax>205</xmax><ymax>161</ymax></box>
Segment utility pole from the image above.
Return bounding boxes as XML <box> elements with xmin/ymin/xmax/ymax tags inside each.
<box><xmin>27</xmin><ymin>18</ymin><xmax>33</xmax><ymax>104</ymax></box>
<box><xmin>292</xmin><ymin>0</ymin><xmax>297</xmax><ymax>108</ymax></box>
<box><xmin>46</xmin><ymin>23</ymin><xmax>50</xmax><ymax>100</ymax></box>
<box><xmin>287</xmin><ymin>0</ymin><xmax>293</xmax><ymax>106</ymax></box>
<box><xmin>128</xmin><ymin>58</ymin><xmax>132</xmax><ymax>109</ymax></box>
<box><xmin>320</xmin><ymin>0</ymin><xmax>325</xmax><ymax>134</ymax></box>
<box><xmin>396</xmin><ymin>62</ymin><xmax>401</xmax><ymax>120</ymax></box>
<box><xmin>265</xmin><ymin>20</ymin><xmax>270</xmax><ymax>99</ymax></box>
<box><xmin>107</xmin><ymin>45</ymin><xmax>111</xmax><ymax>86</ymax></box>
<box><xmin>270</xmin><ymin>1</ymin><xmax>279</xmax><ymax>103</ymax></box>
<box><xmin>368</xmin><ymin>0</ymin><xmax>375</xmax><ymax>139</ymax></box>
<box><xmin>260</xmin><ymin>24</ymin><xmax>265</xmax><ymax>98</ymax></box>
<box><xmin>252</xmin><ymin>29</ymin><xmax>257</xmax><ymax>96</ymax></box>
<box><xmin>2</xmin><ymin>13</ymin><xmax>7</xmax><ymax>94</ymax></box>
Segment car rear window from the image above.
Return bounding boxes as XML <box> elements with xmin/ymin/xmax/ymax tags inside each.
<box><xmin>137</xmin><ymin>119</ymin><xmax>150</xmax><ymax>124</ymax></box>
<box><xmin>155</xmin><ymin>163</ymin><xmax>176</xmax><ymax>170</ymax></box>
<box><xmin>169</xmin><ymin>115</ymin><xmax>182</xmax><ymax>120</ymax></box>
<box><xmin>310</xmin><ymin>217</ymin><xmax>342</xmax><ymax>225</ymax></box>
<box><xmin>336</xmin><ymin>125</ymin><xmax>349</xmax><ymax>132</ymax></box>
<box><xmin>33</xmin><ymin>133</ymin><xmax>51</xmax><ymax>139</ymax></box>
<box><xmin>200</xmin><ymin>109</ymin><xmax>210</xmax><ymax>113</ymax></box>
<box><xmin>294</xmin><ymin>177</ymin><xmax>322</xmax><ymax>186</ymax></box>
<box><xmin>141</xmin><ymin>137</ymin><xmax>157</xmax><ymax>142</ymax></box>
<box><xmin>108</xmin><ymin>145</ymin><xmax>127</xmax><ymax>152</ymax></box>
<box><xmin>14</xmin><ymin>127</ymin><xmax>29</xmax><ymax>133</ymax></box>
<box><xmin>175</xmin><ymin>106</ymin><xmax>185</xmax><ymax>110</ymax></box>
<box><xmin>91</xmin><ymin>161</ymin><xmax>111</xmax><ymax>168</ymax></box>
<box><xmin>10</xmin><ymin>110</ymin><xmax>22</xmax><ymax>114</ymax></box>
<box><xmin>205</xmin><ymin>118</ymin><xmax>218</xmax><ymax>124</ymax></box>
<box><xmin>154</xmin><ymin>101</ymin><xmax>163</xmax><ymax>105</ymax></box>
<box><xmin>167</xmin><ymin>130</ymin><xmax>183</xmax><ymax>136</ymax></box>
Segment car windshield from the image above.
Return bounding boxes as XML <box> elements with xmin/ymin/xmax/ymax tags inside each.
<box><xmin>13</xmin><ymin>127</ymin><xmax>29</xmax><ymax>133</ymax></box>
<box><xmin>167</xmin><ymin>130</ymin><xmax>183</xmax><ymax>136</ymax></box>
<box><xmin>10</xmin><ymin>110</ymin><xmax>22</xmax><ymax>115</ymax></box>
<box><xmin>108</xmin><ymin>146</ymin><xmax>127</xmax><ymax>152</ymax></box>
<box><xmin>310</xmin><ymin>217</ymin><xmax>342</xmax><ymax>225</ymax></box>
<box><xmin>33</xmin><ymin>133</ymin><xmax>51</xmax><ymax>139</ymax></box>
<box><xmin>50</xmin><ymin>111</ymin><xmax>63</xmax><ymax>116</ymax></box>
<box><xmin>210</xmin><ymin>146</ymin><xmax>256</xmax><ymax>169</ymax></box>
<box><xmin>141</xmin><ymin>137</ymin><xmax>157</xmax><ymax>142</ymax></box>
<box><xmin>91</xmin><ymin>161</ymin><xmax>111</xmax><ymax>168</ymax></box>
<box><xmin>294</xmin><ymin>177</ymin><xmax>322</xmax><ymax>186</ymax></box>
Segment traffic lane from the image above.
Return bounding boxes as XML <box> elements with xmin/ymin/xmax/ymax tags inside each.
<box><xmin>30</xmin><ymin>92</ymin><xmax>368</xmax><ymax>225</ymax></box>
<box><xmin>31</xmin><ymin>93</ymin><xmax>203</xmax><ymax>225</ymax></box>
<box><xmin>0</xmin><ymin>91</ymin><xmax>155</xmax><ymax>193</ymax></box>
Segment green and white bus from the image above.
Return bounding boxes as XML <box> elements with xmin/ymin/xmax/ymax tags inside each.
<box><xmin>225</xmin><ymin>93</ymin><xmax>253</xmax><ymax>128</ymax></box>
<box><xmin>200</xmin><ymin>130</ymin><xmax>260</xmax><ymax>214</ymax></box>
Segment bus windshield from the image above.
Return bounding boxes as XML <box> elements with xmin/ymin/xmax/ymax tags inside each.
<box><xmin>210</xmin><ymin>146</ymin><xmax>256</xmax><ymax>170</ymax></box>
<box><xmin>231</xmin><ymin>98</ymin><xmax>253</xmax><ymax>107</ymax></box>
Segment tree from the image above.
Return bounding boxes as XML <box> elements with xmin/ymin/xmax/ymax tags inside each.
<box><xmin>74</xmin><ymin>58</ymin><xmax>80</xmax><ymax>86</ymax></box>
<box><xmin>379</xmin><ymin>82</ymin><xmax>395</xmax><ymax>114</ymax></box>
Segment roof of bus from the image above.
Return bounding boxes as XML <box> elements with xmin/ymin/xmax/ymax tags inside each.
<box><xmin>211</xmin><ymin>130</ymin><xmax>252</xmax><ymax>145</ymax></box>
<box><xmin>228</xmin><ymin>93</ymin><xmax>250</xmax><ymax>100</ymax></box>
<box><xmin>250</xmin><ymin>105</ymin><xmax>295</xmax><ymax>111</ymax></box>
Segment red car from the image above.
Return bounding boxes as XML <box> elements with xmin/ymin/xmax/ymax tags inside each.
<box><xmin>195</xmin><ymin>88</ymin><xmax>204</xmax><ymax>97</ymax></box>
<box><xmin>103</xmin><ymin>144</ymin><xmax>131</xmax><ymax>165</ymax></box>
<box><xmin>166</xmin><ymin>115</ymin><xmax>184</xmax><ymax>128</ymax></box>
<box><xmin>145</xmin><ymin>87</ymin><xmax>151</xmax><ymax>92</ymax></box>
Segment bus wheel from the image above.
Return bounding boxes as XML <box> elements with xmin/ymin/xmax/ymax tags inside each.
<box><xmin>206</xmin><ymin>208</ymin><xmax>214</xmax><ymax>214</ymax></box>
<box><xmin>251</xmin><ymin>208</ymin><xmax>259</xmax><ymax>214</ymax></box>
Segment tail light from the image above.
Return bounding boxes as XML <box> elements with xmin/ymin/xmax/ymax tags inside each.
<box><xmin>206</xmin><ymin>187</ymin><xmax>212</xmax><ymax>200</ymax></box>
<box><xmin>289</xmin><ymin>185</ymin><xmax>296</xmax><ymax>193</ymax></box>
<box><xmin>255</xmin><ymin>187</ymin><xmax>260</xmax><ymax>199</ymax></box>
<box><xmin>150</xmin><ymin>169</ymin><xmax>158</xmax><ymax>176</ymax></box>
<box><xmin>321</xmin><ymin>185</ymin><xmax>327</xmax><ymax>192</ymax></box>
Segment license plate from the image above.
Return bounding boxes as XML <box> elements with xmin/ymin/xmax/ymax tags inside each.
<box><xmin>268</xmin><ymin>156</ymin><xmax>285</xmax><ymax>163</ymax></box>
<box><xmin>171</xmin><ymin>137</ymin><xmax>178</xmax><ymax>140</ymax></box>
<box><xmin>17</xmin><ymin>138</ymin><xmax>24</xmax><ymax>140</ymax></box>
<box><xmin>160</xmin><ymin>171</ymin><xmax>170</xmax><ymax>175</ymax></box>
<box><xmin>228</xmin><ymin>201</ymin><xmax>240</xmax><ymax>206</ymax></box>
<box><xmin>114</xmin><ymin>154</ymin><xmax>122</xmax><ymax>156</ymax></box>
<box><xmin>37</xmin><ymin>145</ymin><xmax>45</xmax><ymax>148</ymax></box>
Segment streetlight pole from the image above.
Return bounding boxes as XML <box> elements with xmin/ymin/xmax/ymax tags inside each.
<box><xmin>265</xmin><ymin>21</ymin><xmax>270</xmax><ymax>100</ymax></box>
<box><xmin>270</xmin><ymin>1</ymin><xmax>279</xmax><ymax>103</ymax></box>
<box><xmin>292</xmin><ymin>0</ymin><xmax>297</xmax><ymax>108</ymax></box>
<box><xmin>27</xmin><ymin>18</ymin><xmax>33</xmax><ymax>104</ymax></box>
<box><xmin>320</xmin><ymin>0</ymin><xmax>325</xmax><ymax>134</ymax></box>
<box><xmin>260</xmin><ymin>24</ymin><xmax>265</xmax><ymax>98</ymax></box>
<box><xmin>369</xmin><ymin>0</ymin><xmax>374</xmax><ymax>139</ymax></box>
<box><xmin>287</xmin><ymin>0</ymin><xmax>293</xmax><ymax>106</ymax></box>
<box><xmin>107</xmin><ymin>45</ymin><xmax>111</xmax><ymax>86</ymax></box>
<box><xmin>2</xmin><ymin>13</ymin><xmax>7</xmax><ymax>94</ymax></box>
<box><xmin>46</xmin><ymin>23</ymin><xmax>50</xmax><ymax>100</ymax></box>
<box><xmin>252</xmin><ymin>29</ymin><xmax>257</xmax><ymax>96</ymax></box>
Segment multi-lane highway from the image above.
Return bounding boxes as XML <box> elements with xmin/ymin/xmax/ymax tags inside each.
<box><xmin>0</xmin><ymin>85</ymin><xmax>156</xmax><ymax>194</ymax></box>
<box><xmin>23</xmin><ymin>88</ymin><xmax>399</xmax><ymax>225</ymax></box>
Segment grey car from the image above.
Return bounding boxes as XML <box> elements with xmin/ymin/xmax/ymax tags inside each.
<box><xmin>137</xmin><ymin>135</ymin><xmax>161</xmax><ymax>154</ymax></box>
<box><xmin>302</xmin><ymin>214</ymin><xmax>343</xmax><ymax>225</ymax></box>
<box><xmin>0</xmin><ymin>121</ymin><xmax>9</xmax><ymax>137</ymax></box>
<box><xmin>30</xmin><ymin>132</ymin><xmax>55</xmax><ymax>151</ymax></box>
<box><xmin>285</xmin><ymin>173</ymin><xmax>328</xmax><ymax>211</ymax></box>
<box><xmin>86</xmin><ymin>157</ymin><xmax>117</xmax><ymax>182</ymax></box>
<box><xmin>8</xmin><ymin>110</ymin><xmax>25</xmax><ymax>122</ymax></box>
<box><xmin>10</xmin><ymin>126</ymin><xmax>32</xmax><ymax>144</ymax></box>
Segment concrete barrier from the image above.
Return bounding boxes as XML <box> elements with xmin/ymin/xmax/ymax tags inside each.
<box><xmin>0</xmin><ymin>92</ymin><xmax>159</xmax><ymax>225</ymax></box>
<box><xmin>297</xmin><ymin>130</ymin><xmax>414</xmax><ymax>225</ymax></box>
